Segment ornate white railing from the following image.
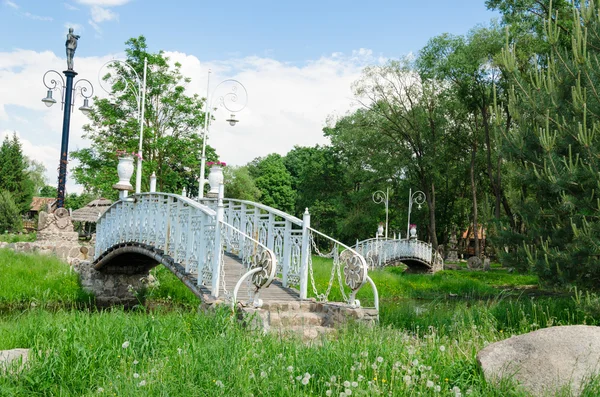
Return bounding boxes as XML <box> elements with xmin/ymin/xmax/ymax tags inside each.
<box><xmin>95</xmin><ymin>192</ymin><xmax>277</xmax><ymax>302</ymax></box>
<box><xmin>219</xmin><ymin>220</ymin><xmax>277</xmax><ymax>306</ymax></box>
<box><xmin>307</xmin><ymin>226</ymin><xmax>378</xmax><ymax>309</ymax></box>
<box><xmin>354</xmin><ymin>238</ymin><xmax>444</xmax><ymax>272</ymax></box>
<box><xmin>198</xmin><ymin>198</ymin><xmax>378</xmax><ymax>308</ymax></box>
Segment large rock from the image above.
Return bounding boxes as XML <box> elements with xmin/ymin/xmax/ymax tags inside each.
<box><xmin>0</xmin><ymin>348</ymin><xmax>29</xmax><ymax>374</ymax></box>
<box><xmin>477</xmin><ymin>325</ymin><xmax>600</xmax><ymax>396</ymax></box>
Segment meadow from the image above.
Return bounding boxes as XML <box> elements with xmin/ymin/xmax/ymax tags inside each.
<box><xmin>1</xmin><ymin>249</ymin><xmax>599</xmax><ymax>396</ymax></box>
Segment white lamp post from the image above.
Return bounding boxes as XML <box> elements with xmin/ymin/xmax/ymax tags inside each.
<box><xmin>198</xmin><ymin>70</ymin><xmax>248</xmax><ymax>199</ymax></box>
<box><xmin>98</xmin><ymin>58</ymin><xmax>148</xmax><ymax>194</ymax></box>
<box><xmin>373</xmin><ymin>188</ymin><xmax>390</xmax><ymax>239</ymax></box>
<box><xmin>407</xmin><ymin>188</ymin><xmax>426</xmax><ymax>239</ymax></box>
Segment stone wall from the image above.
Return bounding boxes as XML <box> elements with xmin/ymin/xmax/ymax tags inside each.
<box><xmin>0</xmin><ymin>240</ymin><xmax>94</xmax><ymax>266</ymax></box>
<box><xmin>76</xmin><ymin>260</ymin><xmax>149</xmax><ymax>307</ymax></box>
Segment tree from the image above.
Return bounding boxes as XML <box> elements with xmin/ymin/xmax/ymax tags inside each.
<box><xmin>223</xmin><ymin>166</ymin><xmax>261</xmax><ymax>201</ymax></box>
<box><xmin>497</xmin><ymin>1</ymin><xmax>600</xmax><ymax>286</ymax></box>
<box><xmin>248</xmin><ymin>154</ymin><xmax>295</xmax><ymax>213</ymax></box>
<box><xmin>0</xmin><ymin>133</ymin><xmax>33</xmax><ymax>212</ymax></box>
<box><xmin>71</xmin><ymin>36</ymin><xmax>217</xmax><ymax>198</ymax></box>
<box><xmin>346</xmin><ymin>58</ymin><xmax>463</xmax><ymax>248</ymax></box>
<box><xmin>39</xmin><ymin>185</ymin><xmax>57</xmax><ymax>198</ymax></box>
<box><xmin>0</xmin><ymin>190</ymin><xmax>22</xmax><ymax>232</ymax></box>
<box><xmin>26</xmin><ymin>158</ymin><xmax>47</xmax><ymax>196</ymax></box>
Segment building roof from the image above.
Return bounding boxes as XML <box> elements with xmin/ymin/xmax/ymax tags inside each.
<box><xmin>70</xmin><ymin>198</ymin><xmax>113</xmax><ymax>223</ymax></box>
<box><xmin>30</xmin><ymin>197</ymin><xmax>56</xmax><ymax>212</ymax></box>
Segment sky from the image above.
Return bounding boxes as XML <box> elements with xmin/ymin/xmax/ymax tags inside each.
<box><xmin>0</xmin><ymin>0</ymin><xmax>499</xmax><ymax>194</ymax></box>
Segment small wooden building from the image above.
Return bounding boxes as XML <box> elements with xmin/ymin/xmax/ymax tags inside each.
<box><xmin>461</xmin><ymin>225</ymin><xmax>486</xmax><ymax>257</ymax></box>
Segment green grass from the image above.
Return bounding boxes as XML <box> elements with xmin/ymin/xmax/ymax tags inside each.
<box><xmin>0</xmin><ymin>249</ymin><xmax>91</xmax><ymax>307</ymax></box>
<box><xmin>308</xmin><ymin>256</ymin><xmax>540</xmax><ymax>306</ymax></box>
<box><xmin>0</xmin><ymin>233</ymin><xmax>36</xmax><ymax>243</ymax></box>
<box><xmin>145</xmin><ymin>266</ymin><xmax>201</xmax><ymax>307</ymax></box>
<box><xmin>1</xmin><ymin>250</ymin><xmax>599</xmax><ymax>395</ymax></box>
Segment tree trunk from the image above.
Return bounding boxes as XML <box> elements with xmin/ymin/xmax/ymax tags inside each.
<box><xmin>482</xmin><ymin>106</ymin><xmax>501</xmax><ymax>219</ymax></box>
<box><xmin>470</xmin><ymin>142</ymin><xmax>480</xmax><ymax>258</ymax></box>
<box><xmin>428</xmin><ymin>182</ymin><xmax>438</xmax><ymax>249</ymax></box>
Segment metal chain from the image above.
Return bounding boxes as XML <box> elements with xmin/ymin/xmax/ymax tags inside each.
<box><xmin>307</xmin><ymin>232</ymin><xmax>339</xmax><ymax>302</ymax></box>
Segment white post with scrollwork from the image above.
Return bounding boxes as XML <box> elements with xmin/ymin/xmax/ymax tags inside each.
<box><xmin>300</xmin><ymin>208</ymin><xmax>311</xmax><ymax>299</ymax></box>
<box><xmin>211</xmin><ymin>184</ymin><xmax>225</xmax><ymax>297</ymax></box>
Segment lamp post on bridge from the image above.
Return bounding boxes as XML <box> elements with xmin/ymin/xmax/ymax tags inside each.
<box><xmin>98</xmin><ymin>58</ymin><xmax>148</xmax><ymax>194</ymax></box>
<box><xmin>198</xmin><ymin>70</ymin><xmax>248</xmax><ymax>198</ymax></box>
<box><xmin>41</xmin><ymin>28</ymin><xmax>93</xmax><ymax>209</ymax></box>
<box><xmin>407</xmin><ymin>188</ymin><xmax>426</xmax><ymax>239</ymax></box>
<box><xmin>373</xmin><ymin>188</ymin><xmax>390</xmax><ymax>239</ymax></box>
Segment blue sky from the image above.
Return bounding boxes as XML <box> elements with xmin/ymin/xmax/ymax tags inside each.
<box><xmin>1</xmin><ymin>0</ymin><xmax>498</xmax><ymax>63</ymax></box>
<box><xmin>0</xmin><ymin>0</ymin><xmax>498</xmax><ymax>194</ymax></box>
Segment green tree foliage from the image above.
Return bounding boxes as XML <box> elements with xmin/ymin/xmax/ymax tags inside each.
<box><xmin>0</xmin><ymin>190</ymin><xmax>22</xmax><ymax>232</ymax></box>
<box><xmin>71</xmin><ymin>36</ymin><xmax>217</xmax><ymax>198</ymax></box>
<box><xmin>39</xmin><ymin>185</ymin><xmax>57</xmax><ymax>198</ymax></box>
<box><xmin>25</xmin><ymin>158</ymin><xmax>47</xmax><ymax>196</ymax></box>
<box><xmin>223</xmin><ymin>166</ymin><xmax>261</xmax><ymax>201</ymax></box>
<box><xmin>0</xmin><ymin>133</ymin><xmax>33</xmax><ymax>212</ymax></box>
<box><xmin>64</xmin><ymin>192</ymin><xmax>98</xmax><ymax>211</ymax></box>
<box><xmin>496</xmin><ymin>1</ymin><xmax>600</xmax><ymax>286</ymax></box>
<box><xmin>248</xmin><ymin>154</ymin><xmax>295</xmax><ymax>213</ymax></box>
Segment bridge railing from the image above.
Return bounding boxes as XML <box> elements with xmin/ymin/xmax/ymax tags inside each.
<box><xmin>354</xmin><ymin>238</ymin><xmax>444</xmax><ymax>272</ymax></box>
<box><xmin>95</xmin><ymin>192</ymin><xmax>278</xmax><ymax>302</ymax></box>
<box><xmin>199</xmin><ymin>198</ymin><xmax>377</xmax><ymax>308</ymax></box>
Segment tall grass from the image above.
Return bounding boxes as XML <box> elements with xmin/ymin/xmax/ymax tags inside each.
<box><xmin>0</xmin><ymin>249</ymin><xmax>91</xmax><ymax>307</ymax></box>
<box><xmin>1</xmin><ymin>250</ymin><xmax>599</xmax><ymax>395</ymax></box>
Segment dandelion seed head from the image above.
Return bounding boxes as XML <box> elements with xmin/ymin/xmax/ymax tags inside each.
<box><xmin>351</xmin><ymin>381</ymin><xmax>358</xmax><ymax>387</ymax></box>
<box><xmin>261</xmin><ymin>371</ymin><xmax>267</xmax><ymax>378</ymax></box>
<box><xmin>133</xmin><ymin>373</ymin><xmax>139</xmax><ymax>378</ymax></box>
<box><xmin>439</xmin><ymin>345</ymin><xmax>446</xmax><ymax>352</ymax></box>
<box><xmin>426</xmin><ymin>380</ymin><xmax>434</xmax><ymax>388</ymax></box>
<box><xmin>97</xmin><ymin>387</ymin><xmax>104</xmax><ymax>393</ymax></box>
<box><xmin>376</xmin><ymin>356</ymin><xmax>383</xmax><ymax>363</ymax></box>
<box><xmin>302</xmin><ymin>377</ymin><xmax>309</xmax><ymax>385</ymax></box>
<box><xmin>133</xmin><ymin>360</ymin><xmax>139</xmax><ymax>365</ymax></box>
<box><xmin>138</xmin><ymin>380</ymin><xmax>146</xmax><ymax>387</ymax></box>
<box><xmin>287</xmin><ymin>365</ymin><xmax>293</xmax><ymax>372</ymax></box>
<box><xmin>122</xmin><ymin>341</ymin><xmax>130</xmax><ymax>349</ymax></box>
<box><xmin>215</xmin><ymin>380</ymin><xmax>224</xmax><ymax>388</ymax></box>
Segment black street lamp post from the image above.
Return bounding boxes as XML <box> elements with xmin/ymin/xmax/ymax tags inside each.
<box><xmin>41</xmin><ymin>28</ymin><xmax>93</xmax><ymax>209</ymax></box>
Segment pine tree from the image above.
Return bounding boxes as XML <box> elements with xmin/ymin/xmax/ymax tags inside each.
<box><xmin>497</xmin><ymin>1</ymin><xmax>600</xmax><ymax>287</ymax></box>
<box><xmin>0</xmin><ymin>133</ymin><xmax>33</xmax><ymax>213</ymax></box>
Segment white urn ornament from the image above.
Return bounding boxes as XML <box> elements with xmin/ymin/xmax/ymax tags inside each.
<box><xmin>207</xmin><ymin>161</ymin><xmax>226</xmax><ymax>195</ymax></box>
<box><xmin>409</xmin><ymin>224</ymin><xmax>417</xmax><ymax>239</ymax></box>
<box><xmin>113</xmin><ymin>153</ymin><xmax>135</xmax><ymax>191</ymax></box>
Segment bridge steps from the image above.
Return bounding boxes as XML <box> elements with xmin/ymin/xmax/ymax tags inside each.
<box><xmin>240</xmin><ymin>300</ymin><xmax>338</xmax><ymax>342</ymax></box>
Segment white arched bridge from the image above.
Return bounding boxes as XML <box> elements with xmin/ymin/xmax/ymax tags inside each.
<box><xmin>354</xmin><ymin>237</ymin><xmax>444</xmax><ymax>273</ymax></box>
<box><xmin>93</xmin><ymin>187</ymin><xmax>379</xmax><ymax>311</ymax></box>
<box><xmin>92</xmin><ymin>187</ymin><xmax>443</xmax><ymax>315</ymax></box>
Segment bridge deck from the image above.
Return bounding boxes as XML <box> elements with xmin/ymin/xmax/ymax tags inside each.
<box><xmin>191</xmin><ymin>254</ymin><xmax>301</xmax><ymax>303</ymax></box>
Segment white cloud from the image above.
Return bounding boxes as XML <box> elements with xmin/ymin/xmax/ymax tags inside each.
<box><xmin>90</xmin><ymin>5</ymin><xmax>118</xmax><ymax>23</ymax></box>
<box><xmin>88</xmin><ymin>19</ymin><xmax>101</xmax><ymax>34</ymax></box>
<box><xmin>23</xmin><ymin>12</ymin><xmax>53</xmax><ymax>21</ymax></box>
<box><xmin>64</xmin><ymin>2</ymin><xmax>79</xmax><ymax>10</ymax></box>
<box><xmin>0</xmin><ymin>47</ymin><xmax>381</xmax><ymax>193</ymax></box>
<box><xmin>3</xmin><ymin>0</ymin><xmax>17</xmax><ymax>9</ymax></box>
<box><xmin>65</xmin><ymin>22</ymin><xmax>84</xmax><ymax>33</ymax></box>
